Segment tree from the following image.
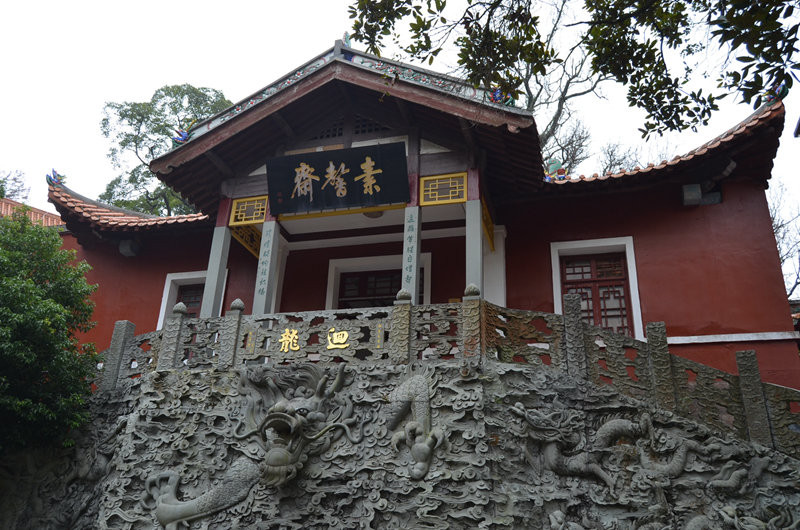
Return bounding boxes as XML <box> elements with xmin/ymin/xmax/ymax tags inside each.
<box><xmin>100</xmin><ymin>84</ymin><xmax>232</xmax><ymax>215</ymax></box>
<box><xmin>0</xmin><ymin>210</ymin><xmax>97</xmax><ymax>454</ymax></box>
<box><xmin>769</xmin><ymin>182</ymin><xmax>800</xmax><ymax>296</ymax></box>
<box><xmin>598</xmin><ymin>142</ymin><xmax>640</xmax><ymax>175</ymax></box>
<box><xmin>349</xmin><ymin>0</ymin><xmax>799</xmax><ymax>136</ymax></box>
<box><xmin>0</xmin><ymin>170</ymin><xmax>29</xmax><ymax>201</ymax></box>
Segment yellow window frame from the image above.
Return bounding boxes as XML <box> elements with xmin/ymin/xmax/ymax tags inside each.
<box><xmin>229</xmin><ymin>195</ymin><xmax>269</xmax><ymax>226</ymax></box>
<box><xmin>419</xmin><ymin>173</ymin><xmax>467</xmax><ymax>206</ymax></box>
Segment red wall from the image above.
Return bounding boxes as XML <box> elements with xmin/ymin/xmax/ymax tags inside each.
<box><xmin>63</xmin><ymin>228</ymin><xmax>258</xmax><ymax>351</ymax></box>
<box><xmin>65</xmin><ymin>179</ymin><xmax>799</xmax><ymax>387</ymax></box>
<box><xmin>63</xmin><ymin>230</ymin><xmax>212</xmax><ymax>351</ymax></box>
<box><xmin>504</xmin><ymin>179</ymin><xmax>799</xmax><ymax>387</ymax></box>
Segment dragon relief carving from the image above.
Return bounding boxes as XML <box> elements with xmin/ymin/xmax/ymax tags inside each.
<box><xmin>386</xmin><ymin>368</ymin><xmax>443</xmax><ymax>480</ymax></box>
<box><xmin>143</xmin><ymin>363</ymin><xmax>362</xmax><ymax>529</ymax></box>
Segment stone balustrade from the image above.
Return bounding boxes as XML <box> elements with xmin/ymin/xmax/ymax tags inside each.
<box><xmin>99</xmin><ymin>292</ymin><xmax>800</xmax><ymax>458</ymax></box>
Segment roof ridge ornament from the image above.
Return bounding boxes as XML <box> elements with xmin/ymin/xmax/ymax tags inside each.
<box><xmin>45</xmin><ymin>168</ymin><xmax>65</xmax><ymax>186</ymax></box>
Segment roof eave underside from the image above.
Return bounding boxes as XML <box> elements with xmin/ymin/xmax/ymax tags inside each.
<box><xmin>151</xmin><ymin>62</ymin><xmax>542</xmax><ymax>215</ymax></box>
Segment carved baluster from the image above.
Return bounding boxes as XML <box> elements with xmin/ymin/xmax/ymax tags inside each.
<box><xmin>736</xmin><ymin>349</ymin><xmax>774</xmax><ymax>448</ymax></box>
<box><xmin>460</xmin><ymin>284</ymin><xmax>482</xmax><ymax>376</ymax></box>
<box><xmin>388</xmin><ymin>290</ymin><xmax>411</xmax><ymax>364</ymax></box>
<box><xmin>646</xmin><ymin>321</ymin><xmax>676</xmax><ymax>411</ymax></box>
<box><xmin>217</xmin><ymin>299</ymin><xmax>245</xmax><ymax>370</ymax></box>
<box><xmin>562</xmin><ymin>293</ymin><xmax>587</xmax><ymax>379</ymax></box>
<box><xmin>100</xmin><ymin>320</ymin><xmax>135</xmax><ymax>391</ymax></box>
<box><xmin>157</xmin><ymin>302</ymin><xmax>186</xmax><ymax>371</ymax></box>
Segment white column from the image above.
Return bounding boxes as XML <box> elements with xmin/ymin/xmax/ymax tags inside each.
<box><xmin>253</xmin><ymin>220</ymin><xmax>281</xmax><ymax>316</ymax></box>
<box><xmin>200</xmin><ymin>226</ymin><xmax>231</xmax><ymax>318</ymax></box>
<box><xmin>465</xmin><ymin>199</ymin><xmax>484</xmax><ymax>295</ymax></box>
<box><xmin>483</xmin><ymin>225</ymin><xmax>507</xmax><ymax>306</ymax></box>
<box><xmin>401</xmin><ymin>206</ymin><xmax>421</xmax><ymax>304</ymax></box>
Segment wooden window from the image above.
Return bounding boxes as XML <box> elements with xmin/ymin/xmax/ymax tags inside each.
<box><xmin>337</xmin><ymin>269</ymin><xmax>424</xmax><ymax>309</ymax></box>
<box><xmin>175</xmin><ymin>283</ymin><xmax>204</xmax><ymax>319</ymax></box>
<box><xmin>229</xmin><ymin>195</ymin><xmax>269</xmax><ymax>226</ymax></box>
<box><xmin>560</xmin><ymin>253</ymin><xmax>632</xmax><ymax>336</ymax></box>
<box><xmin>420</xmin><ymin>173</ymin><xmax>467</xmax><ymax>205</ymax></box>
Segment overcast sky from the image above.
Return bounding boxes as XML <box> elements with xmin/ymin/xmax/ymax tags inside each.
<box><xmin>2</xmin><ymin>0</ymin><xmax>798</xmax><ymax>214</ymax></box>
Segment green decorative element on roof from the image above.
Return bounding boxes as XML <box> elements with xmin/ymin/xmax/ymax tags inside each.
<box><xmin>46</xmin><ymin>169</ymin><xmax>65</xmax><ymax>186</ymax></box>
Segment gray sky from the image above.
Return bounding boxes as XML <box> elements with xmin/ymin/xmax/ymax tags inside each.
<box><xmin>2</xmin><ymin>0</ymin><xmax>798</xmax><ymax>214</ymax></box>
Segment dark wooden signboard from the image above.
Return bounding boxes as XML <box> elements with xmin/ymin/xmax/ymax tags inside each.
<box><xmin>267</xmin><ymin>143</ymin><xmax>409</xmax><ymax>215</ymax></box>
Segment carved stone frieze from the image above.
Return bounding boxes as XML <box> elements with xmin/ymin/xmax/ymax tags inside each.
<box><xmin>2</xmin><ymin>359</ymin><xmax>799</xmax><ymax>529</ymax></box>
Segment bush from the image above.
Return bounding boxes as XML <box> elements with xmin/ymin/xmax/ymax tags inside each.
<box><xmin>0</xmin><ymin>210</ymin><xmax>97</xmax><ymax>453</ymax></box>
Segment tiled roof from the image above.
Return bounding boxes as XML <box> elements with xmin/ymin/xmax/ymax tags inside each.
<box><xmin>172</xmin><ymin>41</ymin><xmax>531</xmax><ymax>151</ymax></box>
<box><xmin>0</xmin><ymin>197</ymin><xmax>63</xmax><ymax>226</ymax></box>
<box><xmin>48</xmin><ymin>183</ymin><xmax>210</xmax><ymax>232</ymax></box>
<box><xmin>549</xmin><ymin>101</ymin><xmax>785</xmax><ymax>185</ymax></box>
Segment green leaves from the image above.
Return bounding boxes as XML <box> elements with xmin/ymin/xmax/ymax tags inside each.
<box><xmin>100</xmin><ymin>84</ymin><xmax>231</xmax><ymax>215</ymax></box>
<box><xmin>0</xmin><ymin>211</ymin><xmax>98</xmax><ymax>453</ymax></box>
<box><xmin>349</xmin><ymin>0</ymin><xmax>800</xmax><ymax>136</ymax></box>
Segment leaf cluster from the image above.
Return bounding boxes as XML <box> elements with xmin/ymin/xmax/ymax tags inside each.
<box><xmin>100</xmin><ymin>84</ymin><xmax>231</xmax><ymax>215</ymax></box>
<box><xmin>0</xmin><ymin>170</ymin><xmax>30</xmax><ymax>202</ymax></box>
<box><xmin>349</xmin><ymin>0</ymin><xmax>800</xmax><ymax>136</ymax></box>
<box><xmin>0</xmin><ymin>211</ymin><xmax>98</xmax><ymax>454</ymax></box>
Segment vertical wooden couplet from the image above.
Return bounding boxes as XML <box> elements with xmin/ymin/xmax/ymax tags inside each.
<box><xmin>736</xmin><ymin>349</ymin><xmax>774</xmax><ymax>448</ymax></box>
<box><xmin>646</xmin><ymin>321</ymin><xmax>677</xmax><ymax>411</ymax></box>
<box><xmin>157</xmin><ymin>303</ymin><xmax>186</xmax><ymax>371</ymax></box>
<box><xmin>401</xmin><ymin>207</ymin><xmax>421</xmax><ymax>304</ymax></box>
<box><xmin>253</xmin><ymin>220</ymin><xmax>281</xmax><ymax>316</ymax></box>
<box><xmin>101</xmin><ymin>320</ymin><xmax>135</xmax><ymax>391</ymax></box>
<box><xmin>562</xmin><ymin>294</ymin><xmax>587</xmax><ymax>379</ymax></box>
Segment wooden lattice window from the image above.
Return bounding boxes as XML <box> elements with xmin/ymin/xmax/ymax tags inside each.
<box><xmin>229</xmin><ymin>195</ymin><xmax>268</xmax><ymax>226</ymax></box>
<box><xmin>176</xmin><ymin>283</ymin><xmax>204</xmax><ymax>319</ymax></box>
<box><xmin>338</xmin><ymin>269</ymin><xmax>424</xmax><ymax>309</ymax></box>
<box><xmin>420</xmin><ymin>173</ymin><xmax>467</xmax><ymax>205</ymax></box>
<box><xmin>560</xmin><ymin>253</ymin><xmax>633</xmax><ymax>336</ymax></box>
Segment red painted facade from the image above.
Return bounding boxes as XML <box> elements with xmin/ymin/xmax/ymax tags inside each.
<box><xmin>504</xmin><ymin>179</ymin><xmax>799</xmax><ymax>387</ymax></box>
<box><xmin>47</xmin><ymin>48</ymin><xmax>798</xmax><ymax>392</ymax></box>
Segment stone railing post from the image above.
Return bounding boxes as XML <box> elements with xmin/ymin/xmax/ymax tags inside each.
<box><xmin>217</xmin><ymin>299</ymin><xmax>245</xmax><ymax>370</ymax></box>
<box><xmin>562</xmin><ymin>294</ymin><xmax>587</xmax><ymax>379</ymax></box>
<box><xmin>157</xmin><ymin>302</ymin><xmax>187</xmax><ymax>371</ymax></box>
<box><xmin>736</xmin><ymin>350</ymin><xmax>774</xmax><ymax>448</ymax></box>
<box><xmin>461</xmin><ymin>284</ymin><xmax>482</xmax><ymax>376</ymax></box>
<box><xmin>388</xmin><ymin>290</ymin><xmax>412</xmax><ymax>364</ymax></box>
<box><xmin>100</xmin><ymin>320</ymin><xmax>135</xmax><ymax>391</ymax></box>
<box><xmin>646</xmin><ymin>322</ymin><xmax>676</xmax><ymax>411</ymax></box>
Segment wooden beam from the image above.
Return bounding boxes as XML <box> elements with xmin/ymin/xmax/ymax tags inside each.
<box><xmin>271</xmin><ymin>111</ymin><xmax>296</xmax><ymax>140</ymax></box>
<box><xmin>204</xmin><ymin>150</ymin><xmax>235</xmax><ymax>178</ymax></box>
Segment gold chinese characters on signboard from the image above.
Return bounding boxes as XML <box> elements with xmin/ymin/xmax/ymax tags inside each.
<box><xmin>276</xmin><ymin>327</ymin><xmax>351</xmax><ymax>353</ymax></box>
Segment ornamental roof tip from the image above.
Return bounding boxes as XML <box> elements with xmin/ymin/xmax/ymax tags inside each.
<box><xmin>167</xmin><ymin>40</ymin><xmax>532</xmax><ymax>153</ymax></box>
<box><xmin>542</xmin><ymin>100</ymin><xmax>785</xmax><ymax>185</ymax></box>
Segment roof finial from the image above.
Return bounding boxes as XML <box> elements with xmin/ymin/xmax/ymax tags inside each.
<box><xmin>46</xmin><ymin>169</ymin><xmax>65</xmax><ymax>186</ymax></box>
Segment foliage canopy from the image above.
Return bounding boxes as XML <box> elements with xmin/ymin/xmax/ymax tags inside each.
<box><xmin>100</xmin><ymin>84</ymin><xmax>231</xmax><ymax>215</ymax></box>
<box><xmin>0</xmin><ymin>170</ymin><xmax>29</xmax><ymax>201</ymax></box>
<box><xmin>0</xmin><ymin>211</ymin><xmax>97</xmax><ymax>453</ymax></box>
<box><xmin>349</xmin><ymin>0</ymin><xmax>799</xmax><ymax>136</ymax></box>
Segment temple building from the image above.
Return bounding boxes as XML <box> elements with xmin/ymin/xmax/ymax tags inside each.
<box><xmin>5</xmin><ymin>40</ymin><xmax>797</xmax><ymax>530</ymax></box>
<box><xmin>50</xmin><ymin>41</ymin><xmax>797</xmax><ymax>387</ymax></box>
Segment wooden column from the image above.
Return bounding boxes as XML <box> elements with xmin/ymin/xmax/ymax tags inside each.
<box><xmin>200</xmin><ymin>226</ymin><xmax>231</xmax><ymax>318</ymax></box>
<box><xmin>200</xmin><ymin>198</ymin><xmax>232</xmax><ymax>318</ymax></box>
<box><xmin>465</xmin><ymin>199</ymin><xmax>484</xmax><ymax>294</ymax></box>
